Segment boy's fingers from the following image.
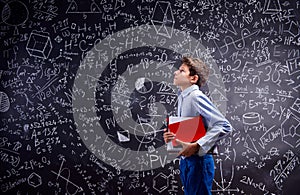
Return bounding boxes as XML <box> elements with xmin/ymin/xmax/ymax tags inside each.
<box><xmin>176</xmin><ymin>140</ymin><xmax>188</xmax><ymax>157</ymax></box>
<box><xmin>175</xmin><ymin>139</ymin><xmax>185</xmax><ymax>146</ymax></box>
<box><xmin>163</xmin><ymin>132</ymin><xmax>175</xmax><ymax>137</ymax></box>
<box><xmin>175</xmin><ymin>139</ymin><xmax>182</xmax><ymax>144</ymax></box>
<box><xmin>175</xmin><ymin>139</ymin><xmax>189</xmax><ymax>149</ymax></box>
<box><xmin>163</xmin><ymin>132</ymin><xmax>176</xmax><ymax>143</ymax></box>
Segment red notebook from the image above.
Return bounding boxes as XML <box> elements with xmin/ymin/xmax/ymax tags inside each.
<box><xmin>166</xmin><ymin>116</ymin><xmax>206</xmax><ymax>152</ymax></box>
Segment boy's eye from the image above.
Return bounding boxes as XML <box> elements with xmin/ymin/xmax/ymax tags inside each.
<box><xmin>179</xmin><ymin>69</ymin><xmax>184</xmax><ymax>73</ymax></box>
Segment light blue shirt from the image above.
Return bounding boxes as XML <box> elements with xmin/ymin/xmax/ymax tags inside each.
<box><xmin>177</xmin><ymin>85</ymin><xmax>232</xmax><ymax>156</ymax></box>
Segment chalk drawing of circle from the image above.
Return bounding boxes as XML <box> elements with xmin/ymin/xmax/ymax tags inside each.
<box><xmin>0</xmin><ymin>91</ymin><xmax>10</xmax><ymax>112</ymax></box>
<box><xmin>134</xmin><ymin>123</ymin><xmax>156</xmax><ymax>143</ymax></box>
<box><xmin>2</xmin><ymin>0</ymin><xmax>28</xmax><ymax>26</ymax></box>
<box><xmin>135</xmin><ymin>77</ymin><xmax>153</xmax><ymax>94</ymax></box>
<box><xmin>73</xmin><ymin>24</ymin><xmax>227</xmax><ymax>171</ymax></box>
<box><xmin>242</xmin><ymin>112</ymin><xmax>260</xmax><ymax>125</ymax></box>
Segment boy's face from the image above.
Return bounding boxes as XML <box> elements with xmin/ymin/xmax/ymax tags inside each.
<box><xmin>173</xmin><ymin>63</ymin><xmax>196</xmax><ymax>90</ymax></box>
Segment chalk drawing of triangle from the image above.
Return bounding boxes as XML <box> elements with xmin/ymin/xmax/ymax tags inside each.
<box><xmin>223</xmin><ymin>19</ymin><xmax>237</xmax><ymax>35</ymax></box>
<box><xmin>211</xmin><ymin>89</ymin><xmax>228</xmax><ymax>102</ymax></box>
<box><xmin>117</xmin><ymin>131</ymin><xmax>130</xmax><ymax>142</ymax></box>
<box><xmin>26</xmin><ymin>77</ymin><xmax>33</xmax><ymax>83</ymax></box>
<box><xmin>66</xmin><ymin>0</ymin><xmax>101</xmax><ymax>13</ymax></box>
<box><xmin>86</xmin><ymin>75</ymin><xmax>98</xmax><ymax>89</ymax></box>
<box><xmin>90</xmin><ymin>2</ymin><xmax>101</xmax><ymax>13</ymax></box>
<box><xmin>66</xmin><ymin>0</ymin><xmax>78</xmax><ymax>13</ymax></box>
<box><xmin>244</xmin><ymin>134</ymin><xmax>259</xmax><ymax>155</ymax></box>
<box><xmin>263</xmin><ymin>0</ymin><xmax>281</xmax><ymax>14</ymax></box>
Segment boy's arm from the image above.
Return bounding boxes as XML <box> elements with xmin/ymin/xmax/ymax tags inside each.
<box><xmin>193</xmin><ymin>95</ymin><xmax>232</xmax><ymax>155</ymax></box>
<box><xmin>176</xmin><ymin>139</ymin><xmax>200</xmax><ymax>157</ymax></box>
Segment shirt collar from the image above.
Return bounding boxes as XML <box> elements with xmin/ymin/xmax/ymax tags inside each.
<box><xmin>179</xmin><ymin>85</ymin><xmax>199</xmax><ymax>98</ymax></box>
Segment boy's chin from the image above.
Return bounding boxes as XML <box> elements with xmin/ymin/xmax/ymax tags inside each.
<box><xmin>173</xmin><ymin>82</ymin><xmax>179</xmax><ymax>87</ymax></box>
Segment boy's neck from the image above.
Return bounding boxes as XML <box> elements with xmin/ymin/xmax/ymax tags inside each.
<box><xmin>180</xmin><ymin>84</ymin><xmax>194</xmax><ymax>91</ymax></box>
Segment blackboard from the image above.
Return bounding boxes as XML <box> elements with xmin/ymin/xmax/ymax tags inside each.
<box><xmin>0</xmin><ymin>0</ymin><xmax>299</xmax><ymax>194</ymax></box>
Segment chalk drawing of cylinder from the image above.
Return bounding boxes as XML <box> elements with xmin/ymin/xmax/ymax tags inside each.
<box><xmin>26</xmin><ymin>31</ymin><xmax>52</xmax><ymax>59</ymax></box>
<box><xmin>0</xmin><ymin>91</ymin><xmax>10</xmax><ymax>112</ymax></box>
<box><xmin>242</xmin><ymin>112</ymin><xmax>260</xmax><ymax>125</ymax></box>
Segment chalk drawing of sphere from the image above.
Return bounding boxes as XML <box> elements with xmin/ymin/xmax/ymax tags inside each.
<box><xmin>0</xmin><ymin>91</ymin><xmax>10</xmax><ymax>112</ymax></box>
<box><xmin>2</xmin><ymin>0</ymin><xmax>28</xmax><ymax>26</ymax></box>
<box><xmin>134</xmin><ymin>123</ymin><xmax>156</xmax><ymax>143</ymax></box>
<box><xmin>135</xmin><ymin>77</ymin><xmax>153</xmax><ymax>94</ymax></box>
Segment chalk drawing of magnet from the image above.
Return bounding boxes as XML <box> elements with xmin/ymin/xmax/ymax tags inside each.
<box><xmin>242</xmin><ymin>112</ymin><xmax>260</xmax><ymax>125</ymax></box>
<box><xmin>26</xmin><ymin>31</ymin><xmax>52</xmax><ymax>59</ymax></box>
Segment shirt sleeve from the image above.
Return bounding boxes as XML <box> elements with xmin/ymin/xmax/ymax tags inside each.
<box><xmin>192</xmin><ymin>94</ymin><xmax>232</xmax><ymax>156</ymax></box>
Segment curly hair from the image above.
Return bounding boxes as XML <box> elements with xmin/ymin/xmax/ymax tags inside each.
<box><xmin>181</xmin><ymin>56</ymin><xmax>210</xmax><ymax>87</ymax></box>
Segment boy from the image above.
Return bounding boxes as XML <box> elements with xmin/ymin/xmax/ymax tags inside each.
<box><xmin>163</xmin><ymin>56</ymin><xmax>232</xmax><ymax>195</ymax></box>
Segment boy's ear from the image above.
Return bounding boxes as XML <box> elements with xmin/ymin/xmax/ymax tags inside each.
<box><xmin>190</xmin><ymin>75</ymin><xmax>199</xmax><ymax>84</ymax></box>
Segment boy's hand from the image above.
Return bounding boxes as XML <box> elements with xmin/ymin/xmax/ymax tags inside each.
<box><xmin>176</xmin><ymin>139</ymin><xmax>200</xmax><ymax>157</ymax></box>
<box><xmin>163</xmin><ymin>128</ymin><xmax>176</xmax><ymax>143</ymax></box>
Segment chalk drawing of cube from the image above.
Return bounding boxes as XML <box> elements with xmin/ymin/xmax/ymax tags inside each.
<box><xmin>26</xmin><ymin>31</ymin><xmax>52</xmax><ymax>59</ymax></box>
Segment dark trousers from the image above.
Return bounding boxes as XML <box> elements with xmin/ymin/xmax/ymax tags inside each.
<box><xmin>180</xmin><ymin>154</ymin><xmax>214</xmax><ymax>195</ymax></box>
